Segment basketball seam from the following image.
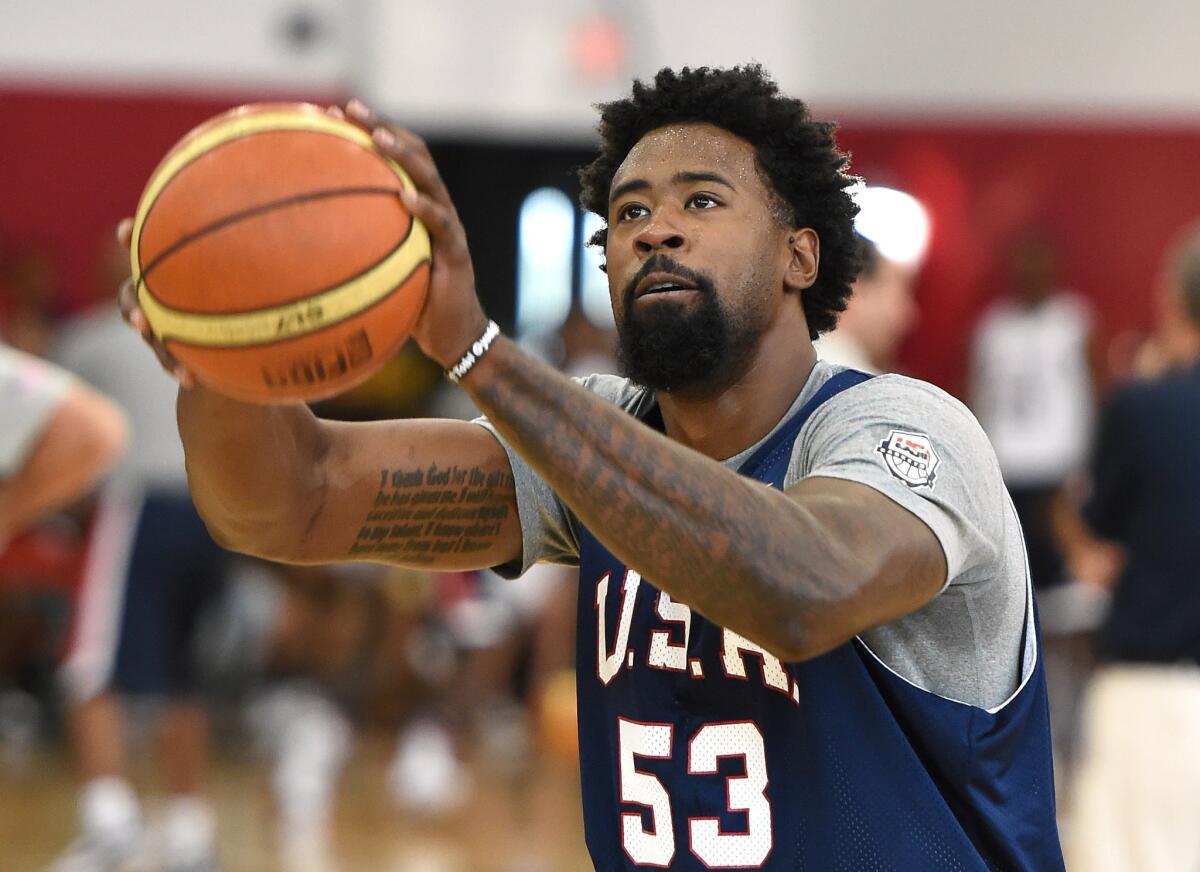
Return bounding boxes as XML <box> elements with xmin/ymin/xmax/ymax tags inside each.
<box><xmin>132</xmin><ymin>119</ymin><xmax>413</xmax><ymax>303</ymax></box>
<box><xmin>164</xmin><ymin>259</ymin><xmax>432</xmax><ymax>351</ymax></box>
<box><xmin>141</xmin><ymin>211</ymin><xmax>417</xmax><ymax>323</ymax></box>
<box><xmin>131</xmin><ymin>113</ymin><xmax>428</xmax><ymax>349</ymax></box>
<box><xmin>137</xmin><ymin>185</ymin><xmax>405</xmax><ymax>302</ymax></box>
<box><xmin>137</xmin><ymin>211</ymin><xmax>429</xmax><ymax>347</ymax></box>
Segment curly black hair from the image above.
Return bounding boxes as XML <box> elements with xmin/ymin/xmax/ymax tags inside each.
<box><xmin>578</xmin><ymin>64</ymin><xmax>861</xmax><ymax>339</ymax></box>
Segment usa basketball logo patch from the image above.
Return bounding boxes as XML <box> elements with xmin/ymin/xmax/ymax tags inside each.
<box><xmin>876</xmin><ymin>430</ymin><xmax>940</xmax><ymax>488</ymax></box>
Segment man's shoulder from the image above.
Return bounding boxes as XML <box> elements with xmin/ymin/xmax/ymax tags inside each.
<box><xmin>795</xmin><ymin>367</ymin><xmax>997</xmax><ymax>492</ymax></box>
<box><xmin>821</xmin><ymin>370</ymin><xmax>979</xmax><ymax>431</ymax></box>
<box><xmin>574</xmin><ymin>373</ymin><xmax>653</xmax><ymax>416</ymax></box>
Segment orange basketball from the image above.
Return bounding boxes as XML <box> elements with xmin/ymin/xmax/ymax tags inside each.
<box><xmin>131</xmin><ymin>102</ymin><xmax>431</xmax><ymax>403</ymax></box>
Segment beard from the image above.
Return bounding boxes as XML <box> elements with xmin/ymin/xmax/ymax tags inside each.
<box><xmin>615</xmin><ymin>255</ymin><xmax>761</xmax><ymax>395</ymax></box>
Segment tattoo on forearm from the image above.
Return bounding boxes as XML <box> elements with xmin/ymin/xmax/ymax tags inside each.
<box><xmin>348</xmin><ymin>463</ymin><xmax>513</xmax><ymax>561</ymax></box>
<box><xmin>470</xmin><ymin>345</ymin><xmax>780</xmax><ymax>625</ymax></box>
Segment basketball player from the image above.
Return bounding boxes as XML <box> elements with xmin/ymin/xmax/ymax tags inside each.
<box><xmin>969</xmin><ymin>233</ymin><xmax>1097</xmax><ymax>596</ymax></box>
<box><xmin>122</xmin><ymin>66</ymin><xmax>1064</xmax><ymax>869</ymax></box>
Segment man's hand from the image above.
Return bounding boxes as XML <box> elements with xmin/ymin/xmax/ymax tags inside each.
<box><xmin>108</xmin><ymin>108</ymin><xmax>522</xmax><ymax>571</ymax></box>
<box><xmin>340</xmin><ymin>100</ymin><xmax>491</xmax><ymax>369</ymax></box>
<box><xmin>115</xmin><ymin>218</ymin><xmax>196</xmax><ymax>389</ymax></box>
<box><xmin>119</xmin><ymin>99</ymin><xmax>492</xmax><ymax>387</ymax></box>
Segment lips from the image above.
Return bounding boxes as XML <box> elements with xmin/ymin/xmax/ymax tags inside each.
<box><xmin>634</xmin><ymin>272</ymin><xmax>699</xmax><ymax>299</ymax></box>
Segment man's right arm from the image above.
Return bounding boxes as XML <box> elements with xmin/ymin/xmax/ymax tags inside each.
<box><xmin>177</xmin><ymin>386</ymin><xmax>522</xmax><ymax>569</ymax></box>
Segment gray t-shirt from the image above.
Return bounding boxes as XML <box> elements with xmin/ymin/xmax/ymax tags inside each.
<box><xmin>477</xmin><ymin>360</ymin><xmax>1030</xmax><ymax>710</ymax></box>
<box><xmin>0</xmin><ymin>343</ymin><xmax>72</xmax><ymax>478</ymax></box>
<box><xmin>52</xmin><ymin>305</ymin><xmax>189</xmax><ymax>491</ymax></box>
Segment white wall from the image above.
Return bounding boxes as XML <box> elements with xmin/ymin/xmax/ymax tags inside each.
<box><xmin>1</xmin><ymin>0</ymin><xmax>1197</xmax><ymax>135</ymax></box>
<box><xmin>0</xmin><ymin>0</ymin><xmax>354</xmax><ymax>91</ymax></box>
<box><xmin>800</xmin><ymin>0</ymin><xmax>1200</xmax><ymax>119</ymax></box>
<box><xmin>363</xmin><ymin>0</ymin><xmax>813</xmax><ymax>138</ymax></box>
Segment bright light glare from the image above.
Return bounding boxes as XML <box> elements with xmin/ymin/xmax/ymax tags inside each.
<box><xmin>517</xmin><ymin>187</ymin><xmax>575</xmax><ymax>337</ymax></box>
<box><xmin>579</xmin><ymin>211</ymin><xmax>614</xmax><ymax>328</ymax></box>
<box><xmin>851</xmin><ymin>184</ymin><xmax>931</xmax><ymax>267</ymax></box>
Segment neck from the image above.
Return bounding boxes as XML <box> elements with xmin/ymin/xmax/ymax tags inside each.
<box><xmin>655</xmin><ymin>319</ymin><xmax>817</xmax><ymax>460</ymax></box>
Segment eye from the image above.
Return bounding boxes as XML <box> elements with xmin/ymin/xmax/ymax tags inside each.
<box><xmin>617</xmin><ymin>202</ymin><xmax>648</xmax><ymax>222</ymax></box>
<box><xmin>687</xmin><ymin>192</ymin><xmax>720</xmax><ymax>210</ymax></box>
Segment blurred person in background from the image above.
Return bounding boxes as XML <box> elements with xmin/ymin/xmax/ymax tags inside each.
<box><xmin>1065</xmin><ymin>221</ymin><xmax>1200</xmax><ymax>872</ymax></box>
<box><xmin>207</xmin><ymin>559</ymin><xmax>391</xmax><ymax>872</ymax></box>
<box><xmin>0</xmin><ymin>342</ymin><xmax>127</xmax><ymax>780</ymax></box>
<box><xmin>969</xmin><ymin>233</ymin><xmax>1098</xmax><ymax>589</ymax></box>
<box><xmin>813</xmin><ymin>235</ymin><xmax>919</xmax><ymax>373</ymax></box>
<box><xmin>200</xmin><ymin>557</ymin><xmax>566</xmax><ymax>872</ymax></box>
<box><xmin>968</xmin><ymin>231</ymin><xmax>1101</xmax><ymax>776</ymax></box>
<box><xmin>0</xmin><ymin>342</ymin><xmax>127</xmax><ymax>564</ymax></box>
<box><xmin>813</xmin><ymin>186</ymin><xmax>926</xmax><ymax>373</ymax></box>
<box><xmin>44</xmin><ymin>243</ymin><xmax>231</xmax><ymax>872</ymax></box>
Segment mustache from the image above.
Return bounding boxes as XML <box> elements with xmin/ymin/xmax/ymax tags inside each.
<box><xmin>621</xmin><ymin>255</ymin><xmax>714</xmax><ymax>310</ymax></box>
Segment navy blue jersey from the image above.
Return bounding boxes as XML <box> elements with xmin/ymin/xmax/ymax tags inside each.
<box><xmin>575</xmin><ymin>370</ymin><xmax>1063</xmax><ymax>870</ymax></box>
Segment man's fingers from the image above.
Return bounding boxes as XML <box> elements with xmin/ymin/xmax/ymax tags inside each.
<box><xmin>345</xmin><ymin>98</ymin><xmax>377</xmax><ymax>129</ymax></box>
<box><xmin>117</xmin><ymin>278</ymin><xmax>140</xmax><ymax>324</ymax></box>
<box><xmin>149</xmin><ymin>340</ymin><xmax>195</xmax><ymax>389</ymax></box>
<box><xmin>116</xmin><ymin>217</ymin><xmax>133</xmax><ymax>249</ymax></box>
<box><xmin>117</xmin><ymin>280</ymin><xmax>151</xmax><ymax>341</ymax></box>
<box><xmin>372</xmin><ymin>126</ymin><xmax>451</xmax><ymax>208</ymax></box>
<box><xmin>400</xmin><ymin>189</ymin><xmax>469</xmax><ymax>263</ymax></box>
<box><xmin>118</xmin><ymin>278</ymin><xmax>195</xmax><ymax>387</ymax></box>
<box><xmin>173</xmin><ymin>366</ymin><xmax>196</xmax><ymax>389</ymax></box>
<box><xmin>342</xmin><ymin>99</ymin><xmax>452</xmax><ymax>207</ymax></box>
<box><xmin>147</xmin><ymin>335</ymin><xmax>182</xmax><ymax>381</ymax></box>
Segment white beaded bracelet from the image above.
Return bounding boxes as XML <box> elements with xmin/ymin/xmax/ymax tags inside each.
<box><xmin>446</xmin><ymin>320</ymin><xmax>501</xmax><ymax>383</ymax></box>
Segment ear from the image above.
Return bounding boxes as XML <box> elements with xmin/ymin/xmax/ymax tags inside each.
<box><xmin>783</xmin><ymin>228</ymin><xmax>819</xmax><ymax>292</ymax></box>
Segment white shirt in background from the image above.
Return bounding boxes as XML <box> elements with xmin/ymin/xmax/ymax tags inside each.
<box><xmin>813</xmin><ymin>331</ymin><xmax>879</xmax><ymax>375</ymax></box>
<box><xmin>969</xmin><ymin>292</ymin><xmax>1094</xmax><ymax>487</ymax></box>
<box><xmin>52</xmin><ymin>305</ymin><xmax>188</xmax><ymax>492</ymax></box>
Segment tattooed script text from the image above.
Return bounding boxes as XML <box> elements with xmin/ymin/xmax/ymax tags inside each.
<box><xmin>348</xmin><ymin>464</ymin><xmax>511</xmax><ymax>562</ymax></box>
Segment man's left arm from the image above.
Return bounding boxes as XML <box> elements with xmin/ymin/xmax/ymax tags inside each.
<box><xmin>463</xmin><ymin>344</ymin><xmax>947</xmax><ymax>661</ymax></box>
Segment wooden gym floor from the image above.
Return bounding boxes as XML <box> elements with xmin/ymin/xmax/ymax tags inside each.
<box><xmin>0</xmin><ymin>734</ymin><xmax>593</xmax><ymax>871</ymax></box>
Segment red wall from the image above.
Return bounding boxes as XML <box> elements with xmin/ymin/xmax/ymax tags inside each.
<box><xmin>837</xmin><ymin>120</ymin><xmax>1200</xmax><ymax>392</ymax></box>
<box><xmin>0</xmin><ymin>85</ymin><xmax>341</xmax><ymax>312</ymax></box>
<box><xmin>3</xmin><ymin>85</ymin><xmax>1200</xmax><ymax>392</ymax></box>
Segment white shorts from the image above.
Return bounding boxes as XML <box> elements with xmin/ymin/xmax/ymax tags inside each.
<box><xmin>1066</xmin><ymin>662</ymin><xmax>1200</xmax><ymax>872</ymax></box>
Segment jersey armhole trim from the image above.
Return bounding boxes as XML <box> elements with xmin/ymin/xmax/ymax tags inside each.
<box><xmin>855</xmin><ymin>501</ymin><xmax>1038</xmax><ymax>715</ymax></box>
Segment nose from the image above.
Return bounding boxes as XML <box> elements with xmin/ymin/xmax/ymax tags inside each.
<box><xmin>634</xmin><ymin>211</ymin><xmax>687</xmax><ymax>255</ymax></box>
